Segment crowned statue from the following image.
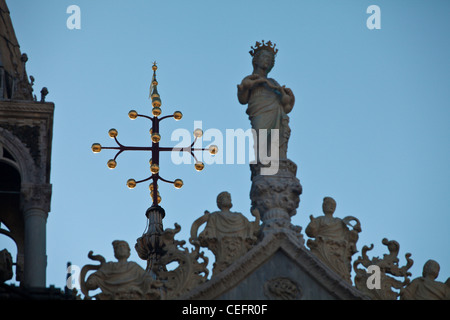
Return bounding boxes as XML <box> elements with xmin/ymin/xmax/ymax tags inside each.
<box><xmin>238</xmin><ymin>41</ymin><xmax>302</xmax><ymax>238</ymax></box>
<box><xmin>237</xmin><ymin>40</ymin><xmax>295</xmax><ymax>161</ymax></box>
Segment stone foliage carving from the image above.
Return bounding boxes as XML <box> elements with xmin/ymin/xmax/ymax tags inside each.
<box><xmin>353</xmin><ymin>238</ymin><xmax>413</xmax><ymax>300</ymax></box>
<box><xmin>190</xmin><ymin>192</ymin><xmax>260</xmax><ymax>276</ymax></box>
<box><xmin>80</xmin><ymin>241</ymin><xmax>162</xmax><ymax>300</ymax></box>
<box><xmin>250</xmin><ymin>160</ymin><xmax>303</xmax><ymax>241</ymax></box>
<box><xmin>152</xmin><ymin>223</ymin><xmax>209</xmax><ymax>299</ymax></box>
<box><xmin>264</xmin><ymin>277</ymin><xmax>301</xmax><ymax>300</ymax></box>
<box><xmin>305</xmin><ymin>197</ymin><xmax>361</xmax><ymax>283</ymax></box>
<box><xmin>400</xmin><ymin>260</ymin><xmax>450</xmax><ymax>300</ymax></box>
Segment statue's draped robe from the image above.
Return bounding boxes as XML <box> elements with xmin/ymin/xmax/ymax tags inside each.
<box><xmin>246</xmin><ymin>77</ymin><xmax>290</xmax><ymax>160</ymax></box>
<box><xmin>198</xmin><ymin>211</ymin><xmax>257</xmax><ymax>274</ymax></box>
<box><xmin>87</xmin><ymin>261</ymin><xmax>154</xmax><ymax>298</ymax></box>
<box><xmin>402</xmin><ymin>278</ymin><xmax>450</xmax><ymax>300</ymax></box>
<box><xmin>305</xmin><ymin>217</ymin><xmax>356</xmax><ymax>283</ymax></box>
<box><xmin>199</xmin><ymin>211</ymin><xmax>253</xmax><ymax>239</ymax></box>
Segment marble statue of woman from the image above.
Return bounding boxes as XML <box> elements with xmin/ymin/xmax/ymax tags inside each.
<box><xmin>237</xmin><ymin>40</ymin><xmax>295</xmax><ymax>161</ymax></box>
<box><xmin>81</xmin><ymin>240</ymin><xmax>161</xmax><ymax>300</ymax></box>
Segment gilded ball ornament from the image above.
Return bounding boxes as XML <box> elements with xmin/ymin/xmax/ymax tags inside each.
<box><xmin>108</xmin><ymin>128</ymin><xmax>118</xmax><ymax>138</ymax></box>
<box><xmin>128</xmin><ymin>110</ymin><xmax>138</xmax><ymax>119</ymax></box>
<box><xmin>194</xmin><ymin>161</ymin><xmax>205</xmax><ymax>172</ymax></box>
<box><xmin>126</xmin><ymin>179</ymin><xmax>137</xmax><ymax>189</ymax></box>
<box><xmin>209</xmin><ymin>145</ymin><xmax>219</xmax><ymax>155</ymax></box>
<box><xmin>173</xmin><ymin>111</ymin><xmax>183</xmax><ymax>120</ymax></box>
<box><xmin>193</xmin><ymin>128</ymin><xmax>203</xmax><ymax>138</ymax></box>
<box><xmin>152</xmin><ymin>99</ymin><xmax>161</xmax><ymax>108</ymax></box>
<box><xmin>150</xmin><ymin>163</ymin><xmax>160</xmax><ymax>174</ymax></box>
<box><xmin>151</xmin><ymin>133</ymin><xmax>161</xmax><ymax>143</ymax></box>
<box><xmin>174</xmin><ymin>179</ymin><xmax>184</xmax><ymax>189</ymax></box>
<box><xmin>91</xmin><ymin>143</ymin><xmax>102</xmax><ymax>153</ymax></box>
<box><xmin>107</xmin><ymin>159</ymin><xmax>117</xmax><ymax>169</ymax></box>
<box><xmin>152</xmin><ymin>107</ymin><xmax>162</xmax><ymax>117</ymax></box>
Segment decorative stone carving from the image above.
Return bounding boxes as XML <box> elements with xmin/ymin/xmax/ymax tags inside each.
<box><xmin>190</xmin><ymin>191</ymin><xmax>260</xmax><ymax>276</ymax></box>
<box><xmin>152</xmin><ymin>223</ymin><xmax>209</xmax><ymax>299</ymax></box>
<box><xmin>20</xmin><ymin>183</ymin><xmax>52</xmax><ymax>213</ymax></box>
<box><xmin>400</xmin><ymin>260</ymin><xmax>450</xmax><ymax>300</ymax></box>
<box><xmin>237</xmin><ymin>40</ymin><xmax>295</xmax><ymax>160</ymax></box>
<box><xmin>264</xmin><ymin>277</ymin><xmax>302</xmax><ymax>300</ymax></box>
<box><xmin>80</xmin><ymin>240</ymin><xmax>162</xmax><ymax>300</ymax></box>
<box><xmin>305</xmin><ymin>197</ymin><xmax>361</xmax><ymax>283</ymax></box>
<box><xmin>353</xmin><ymin>238</ymin><xmax>413</xmax><ymax>300</ymax></box>
<box><xmin>250</xmin><ymin>160</ymin><xmax>303</xmax><ymax>241</ymax></box>
<box><xmin>236</xmin><ymin>41</ymin><xmax>303</xmax><ymax>240</ymax></box>
<box><xmin>11</xmin><ymin>54</ymin><xmax>34</xmax><ymax>101</ymax></box>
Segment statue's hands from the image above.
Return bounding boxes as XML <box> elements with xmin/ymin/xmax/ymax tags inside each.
<box><xmin>279</xmin><ymin>85</ymin><xmax>295</xmax><ymax>112</ymax></box>
<box><xmin>280</xmin><ymin>86</ymin><xmax>294</xmax><ymax>102</ymax></box>
<box><xmin>240</xmin><ymin>74</ymin><xmax>268</xmax><ymax>90</ymax></box>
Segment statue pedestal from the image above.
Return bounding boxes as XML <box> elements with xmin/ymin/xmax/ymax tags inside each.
<box><xmin>250</xmin><ymin>159</ymin><xmax>303</xmax><ymax>243</ymax></box>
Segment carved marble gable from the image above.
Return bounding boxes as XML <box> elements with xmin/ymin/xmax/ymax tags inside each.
<box><xmin>179</xmin><ymin>232</ymin><xmax>367</xmax><ymax>300</ymax></box>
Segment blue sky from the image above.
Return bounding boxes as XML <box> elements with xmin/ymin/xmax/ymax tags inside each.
<box><xmin>3</xmin><ymin>0</ymin><xmax>450</xmax><ymax>294</ymax></box>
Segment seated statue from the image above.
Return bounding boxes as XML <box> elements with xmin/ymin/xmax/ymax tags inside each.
<box><xmin>400</xmin><ymin>260</ymin><xmax>450</xmax><ymax>300</ymax></box>
<box><xmin>305</xmin><ymin>197</ymin><xmax>361</xmax><ymax>283</ymax></box>
<box><xmin>80</xmin><ymin>240</ymin><xmax>162</xmax><ymax>300</ymax></box>
<box><xmin>190</xmin><ymin>191</ymin><xmax>260</xmax><ymax>276</ymax></box>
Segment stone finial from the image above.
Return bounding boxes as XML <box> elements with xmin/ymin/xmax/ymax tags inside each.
<box><xmin>305</xmin><ymin>197</ymin><xmax>361</xmax><ymax>283</ymax></box>
<box><xmin>80</xmin><ymin>241</ymin><xmax>162</xmax><ymax>300</ymax></box>
<box><xmin>40</xmin><ymin>87</ymin><xmax>48</xmax><ymax>102</ymax></box>
<box><xmin>190</xmin><ymin>191</ymin><xmax>260</xmax><ymax>276</ymax></box>
<box><xmin>400</xmin><ymin>260</ymin><xmax>450</xmax><ymax>300</ymax></box>
<box><xmin>353</xmin><ymin>238</ymin><xmax>414</xmax><ymax>300</ymax></box>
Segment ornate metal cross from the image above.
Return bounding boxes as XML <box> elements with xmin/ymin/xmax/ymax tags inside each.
<box><xmin>91</xmin><ymin>62</ymin><xmax>217</xmax><ymax>271</ymax></box>
<box><xmin>91</xmin><ymin>62</ymin><xmax>217</xmax><ymax>206</ymax></box>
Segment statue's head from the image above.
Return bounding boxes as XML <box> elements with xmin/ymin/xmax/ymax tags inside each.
<box><xmin>250</xmin><ymin>40</ymin><xmax>277</xmax><ymax>74</ymax></box>
<box><xmin>112</xmin><ymin>240</ymin><xmax>131</xmax><ymax>261</ymax></box>
<box><xmin>322</xmin><ymin>197</ymin><xmax>336</xmax><ymax>215</ymax></box>
<box><xmin>217</xmin><ymin>191</ymin><xmax>232</xmax><ymax>211</ymax></box>
<box><xmin>422</xmin><ymin>259</ymin><xmax>440</xmax><ymax>280</ymax></box>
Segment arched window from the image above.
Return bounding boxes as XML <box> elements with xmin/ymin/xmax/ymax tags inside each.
<box><xmin>0</xmin><ymin>145</ymin><xmax>24</xmax><ymax>283</ymax></box>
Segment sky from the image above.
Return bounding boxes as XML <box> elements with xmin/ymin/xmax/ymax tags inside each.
<box><xmin>2</xmin><ymin>0</ymin><xmax>450</xmax><ymax>296</ymax></box>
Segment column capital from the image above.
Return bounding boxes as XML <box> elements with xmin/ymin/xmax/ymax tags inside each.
<box><xmin>20</xmin><ymin>183</ymin><xmax>52</xmax><ymax>213</ymax></box>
